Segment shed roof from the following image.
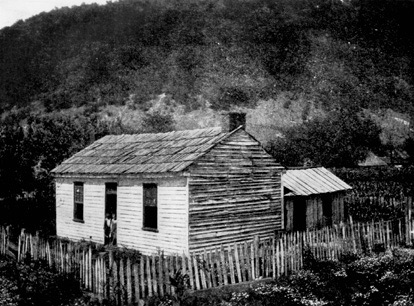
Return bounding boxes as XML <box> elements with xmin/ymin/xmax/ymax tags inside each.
<box><xmin>52</xmin><ymin>127</ymin><xmax>236</xmax><ymax>176</ymax></box>
<box><xmin>282</xmin><ymin>167</ymin><xmax>352</xmax><ymax>196</ymax></box>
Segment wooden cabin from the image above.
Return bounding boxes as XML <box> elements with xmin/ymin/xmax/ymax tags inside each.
<box><xmin>52</xmin><ymin>124</ymin><xmax>284</xmax><ymax>255</ymax></box>
<box><xmin>282</xmin><ymin>167</ymin><xmax>352</xmax><ymax>231</ymax></box>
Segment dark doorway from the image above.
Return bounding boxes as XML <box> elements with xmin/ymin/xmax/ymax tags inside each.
<box><xmin>104</xmin><ymin>183</ymin><xmax>117</xmax><ymax>245</ymax></box>
<box><xmin>322</xmin><ymin>195</ymin><xmax>332</xmax><ymax>227</ymax></box>
<box><xmin>105</xmin><ymin>183</ymin><xmax>117</xmax><ymax>217</ymax></box>
<box><xmin>293</xmin><ymin>198</ymin><xmax>306</xmax><ymax>231</ymax></box>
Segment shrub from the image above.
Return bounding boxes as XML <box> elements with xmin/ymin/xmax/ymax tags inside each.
<box><xmin>0</xmin><ymin>274</ymin><xmax>19</xmax><ymax>306</ymax></box>
<box><xmin>0</xmin><ymin>259</ymin><xmax>83</xmax><ymax>306</ymax></box>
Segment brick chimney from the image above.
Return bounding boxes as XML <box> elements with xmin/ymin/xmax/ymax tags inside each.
<box><xmin>227</xmin><ymin>112</ymin><xmax>246</xmax><ymax>132</ymax></box>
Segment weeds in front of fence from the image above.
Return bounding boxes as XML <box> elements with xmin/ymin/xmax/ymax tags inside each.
<box><xmin>3</xmin><ymin>247</ymin><xmax>414</xmax><ymax>306</ymax></box>
<box><xmin>0</xmin><ymin>257</ymin><xmax>83</xmax><ymax>306</ymax></box>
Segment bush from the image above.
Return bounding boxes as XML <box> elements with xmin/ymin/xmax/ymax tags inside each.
<box><xmin>277</xmin><ymin>248</ymin><xmax>414</xmax><ymax>306</ymax></box>
<box><xmin>0</xmin><ymin>259</ymin><xmax>83</xmax><ymax>306</ymax></box>
<box><xmin>225</xmin><ymin>283</ymin><xmax>328</xmax><ymax>306</ymax></box>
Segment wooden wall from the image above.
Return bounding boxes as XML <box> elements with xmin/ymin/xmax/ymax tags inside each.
<box><xmin>187</xmin><ymin>129</ymin><xmax>284</xmax><ymax>252</ymax></box>
<box><xmin>55</xmin><ymin>177</ymin><xmax>189</xmax><ymax>255</ymax></box>
<box><xmin>56</xmin><ymin>179</ymin><xmax>106</xmax><ymax>243</ymax></box>
<box><xmin>285</xmin><ymin>198</ymin><xmax>294</xmax><ymax>231</ymax></box>
<box><xmin>305</xmin><ymin>196</ymin><xmax>323</xmax><ymax>228</ymax></box>
<box><xmin>284</xmin><ymin>192</ymin><xmax>347</xmax><ymax>230</ymax></box>
<box><xmin>117</xmin><ymin>177</ymin><xmax>189</xmax><ymax>255</ymax></box>
<box><xmin>332</xmin><ymin>192</ymin><xmax>346</xmax><ymax>224</ymax></box>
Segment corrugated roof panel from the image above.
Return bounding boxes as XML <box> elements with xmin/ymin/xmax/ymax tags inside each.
<box><xmin>316</xmin><ymin>168</ymin><xmax>350</xmax><ymax>191</ymax></box>
<box><xmin>284</xmin><ymin>171</ymin><xmax>318</xmax><ymax>195</ymax></box>
<box><xmin>283</xmin><ymin>167</ymin><xmax>352</xmax><ymax>196</ymax></box>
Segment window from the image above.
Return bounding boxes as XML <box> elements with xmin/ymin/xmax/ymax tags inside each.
<box><xmin>74</xmin><ymin>182</ymin><xmax>84</xmax><ymax>221</ymax></box>
<box><xmin>143</xmin><ymin>183</ymin><xmax>157</xmax><ymax>230</ymax></box>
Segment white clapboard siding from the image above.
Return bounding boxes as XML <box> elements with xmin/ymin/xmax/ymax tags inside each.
<box><xmin>56</xmin><ymin>177</ymin><xmax>189</xmax><ymax>254</ymax></box>
<box><xmin>117</xmin><ymin>177</ymin><xmax>189</xmax><ymax>255</ymax></box>
<box><xmin>56</xmin><ymin>179</ymin><xmax>105</xmax><ymax>243</ymax></box>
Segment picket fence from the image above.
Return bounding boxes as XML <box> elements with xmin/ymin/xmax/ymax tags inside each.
<box><xmin>1</xmin><ymin>215</ymin><xmax>414</xmax><ymax>304</ymax></box>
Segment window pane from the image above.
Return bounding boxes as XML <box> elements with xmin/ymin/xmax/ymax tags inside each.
<box><xmin>143</xmin><ymin>184</ymin><xmax>157</xmax><ymax>207</ymax></box>
<box><xmin>143</xmin><ymin>184</ymin><xmax>157</xmax><ymax>229</ymax></box>
<box><xmin>74</xmin><ymin>182</ymin><xmax>84</xmax><ymax>220</ymax></box>
<box><xmin>75</xmin><ymin>203</ymin><xmax>84</xmax><ymax>220</ymax></box>
<box><xmin>144</xmin><ymin>206</ymin><xmax>157</xmax><ymax>229</ymax></box>
<box><xmin>74</xmin><ymin>183</ymin><xmax>83</xmax><ymax>203</ymax></box>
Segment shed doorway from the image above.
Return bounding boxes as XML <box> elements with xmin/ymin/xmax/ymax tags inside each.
<box><xmin>293</xmin><ymin>199</ymin><xmax>306</xmax><ymax>231</ymax></box>
<box><xmin>322</xmin><ymin>195</ymin><xmax>332</xmax><ymax>227</ymax></box>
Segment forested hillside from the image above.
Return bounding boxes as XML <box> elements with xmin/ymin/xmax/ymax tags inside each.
<box><xmin>1</xmin><ymin>0</ymin><xmax>414</xmax><ymax>231</ymax></box>
<box><xmin>1</xmin><ymin>0</ymin><xmax>414</xmax><ymax>112</ymax></box>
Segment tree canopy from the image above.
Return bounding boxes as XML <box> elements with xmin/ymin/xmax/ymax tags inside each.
<box><xmin>268</xmin><ymin>108</ymin><xmax>382</xmax><ymax>167</ymax></box>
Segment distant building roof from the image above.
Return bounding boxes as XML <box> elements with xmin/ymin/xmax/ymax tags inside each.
<box><xmin>283</xmin><ymin>167</ymin><xmax>352</xmax><ymax>196</ymax></box>
<box><xmin>52</xmin><ymin>127</ymin><xmax>235</xmax><ymax>176</ymax></box>
<box><xmin>358</xmin><ymin>152</ymin><xmax>388</xmax><ymax>167</ymax></box>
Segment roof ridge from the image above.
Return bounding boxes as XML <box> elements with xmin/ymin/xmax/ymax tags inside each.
<box><xmin>103</xmin><ymin>126</ymin><xmax>223</xmax><ymax>138</ymax></box>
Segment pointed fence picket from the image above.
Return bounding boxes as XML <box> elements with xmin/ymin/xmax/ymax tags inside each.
<box><xmin>1</xmin><ymin>215</ymin><xmax>414</xmax><ymax>304</ymax></box>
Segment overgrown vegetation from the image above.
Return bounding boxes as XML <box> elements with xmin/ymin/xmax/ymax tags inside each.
<box><xmin>145</xmin><ymin>248</ymin><xmax>414</xmax><ymax>306</ymax></box>
<box><xmin>3</xmin><ymin>247</ymin><xmax>414</xmax><ymax>305</ymax></box>
<box><xmin>1</xmin><ymin>0</ymin><xmax>413</xmax><ymax>114</ymax></box>
<box><xmin>268</xmin><ymin>108</ymin><xmax>383</xmax><ymax>167</ymax></box>
<box><xmin>0</xmin><ymin>258</ymin><xmax>85</xmax><ymax>306</ymax></box>
<box><xmin>331</xmin><ymin>167</ymin><xmax>414</xmax><ymax>222</ymax></box>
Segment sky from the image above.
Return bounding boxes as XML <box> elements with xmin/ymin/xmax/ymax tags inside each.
<box><xmin>0</xmin><ymin>0</ymin><xmax>115</xmax><ymax>30</ymax></box>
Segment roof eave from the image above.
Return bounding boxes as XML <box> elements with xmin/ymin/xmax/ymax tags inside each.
<box><xmin>53</xmin><ymin>171</ymin><xmax>190</xmax><ymax>180</ymax></box>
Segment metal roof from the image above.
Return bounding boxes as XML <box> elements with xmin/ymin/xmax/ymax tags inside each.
<box><xmin>52</xmin><ymin>127</ymin><xmax>235</xmax><ymax>175</ymax></box>
<box><xmin>282</xmin><ymin>167</ymin><xmax>352</xmax><ymax>196</ymax></box>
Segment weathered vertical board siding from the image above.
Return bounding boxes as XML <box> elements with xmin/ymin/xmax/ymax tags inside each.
<box><xmin>56</xmin><ymin>179</ymin><xmax>105</xmax><ymax>243</ymax></box>
<box><xmin>285</xmin><ymin>199</ymin><xmax>294</xmax><ymax>231</ymax></box>
<box><xmin>306</xmin><ymin>196</ymin><xmax>323</xmax><ymax>228</ymax></box>
<box><xmin>118</xmin><ymin>178</ymin><xmax>189</xmax><ymax>255</ymax></box>
<box><xmin>332</xmin><ymin>193</ymin><xmax>345</xmax><ymax>224</ymax></box>
<box><xmin>187</xmin><ymin>130</ymin><xmax>283</xmax><ymax>252</ymax></box>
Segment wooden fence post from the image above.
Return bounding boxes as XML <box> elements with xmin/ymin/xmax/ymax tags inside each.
<box><xmin>88</xmin><ymin>244</ymin><xmax>92</xmax><ymax>291</ymax></box>
<box><xmin>126</xmin><ymin>257</ymin><xmax>132</xmax><ymax>304</ymax></box>
<box><xmin>133</xmin><ymin>263</ymin><xmax>140</xmax><ymax>302</ymax></box>
<box><xmin>158</xmin><ymin>254</ymin><xmax>164</xmax><ymax>297</ymax></box>
<box><xmin>5</xmin><ymin>226</ymin><xmax>9</xmax><ymax>257</ymax></box>
<box><xmin>349</xmin><ymin>216</ymin><xmax>356</xmax><ymax>253</ymax></box>
<box><xmin>234</xmin><ymin>243</ymin><xmax>242</xmax><ymax>283</ymax></box>
<box><xmin>407</xmin><ymin>198</ymin><xmax>413</xmax><ymax>245</ymax></box>
<box><xmin>18</xmin><ymin>228</ymin><xmax>25</xmax><ymax>261</ymax></box>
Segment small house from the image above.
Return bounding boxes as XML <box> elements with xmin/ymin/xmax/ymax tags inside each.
<box><xmin>52</xmin><ymin>120</ymin><xmax>284</xmax><ymax>255</ymax></box>
<box><xmin>282</xmin><ymin>167</ymin><xmax>352</xmax><ymax>231</ymax></box>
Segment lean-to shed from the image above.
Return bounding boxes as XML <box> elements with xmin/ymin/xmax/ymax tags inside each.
<box><xmin>282</xmin><ymin>167</ymin><xmax>352</xmax><ymax>231</ymax></box>
<box><xmin>52</xmin><ymin>126</ymin><xmax>284</xmax><ymax>255</ymax></box>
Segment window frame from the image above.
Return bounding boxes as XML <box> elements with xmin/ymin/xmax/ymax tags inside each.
<box><xmin>73</xmin><ymin>182</ymin><xmax>84</xmax><ymax>222</ymax></box>
<box><xmin>142</xmin><ymin>183</ymin><xmax>158</xmax><ymax>232</ymax></box>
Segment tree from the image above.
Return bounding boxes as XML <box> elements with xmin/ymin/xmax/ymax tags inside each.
<box><xmin>269</xmin><ymin>108</ymin><xmax>382</xmax><ymax>167</ymax></box>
